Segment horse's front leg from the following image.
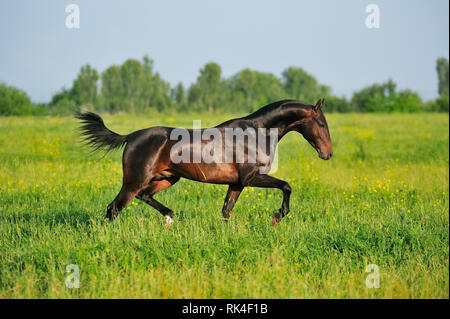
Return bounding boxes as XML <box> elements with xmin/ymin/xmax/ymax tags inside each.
<box><xmin>222</xmin><ymin>184</ymin><xmax>243</xmax><ymax>221</ymax></box>
<box><xmin>243</xmin><ymin>174</ymin><xmax>291</xmax><ymax>225</ymax></box>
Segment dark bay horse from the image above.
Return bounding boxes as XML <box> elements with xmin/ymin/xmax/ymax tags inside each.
<box><xmin>76</xmin><ymin>99</ymin><xmax>332</xmax><ymax>225</ymax></box>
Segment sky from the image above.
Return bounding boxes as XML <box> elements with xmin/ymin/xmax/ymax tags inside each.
<box><xmin>0</xmin><ymin>0</ymin><xmax>448</xmax><ymax>103</ymax></box>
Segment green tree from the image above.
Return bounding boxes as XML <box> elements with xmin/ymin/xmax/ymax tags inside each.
<box><xmin>393</xmin><ymin>90</ymin><xmax>424</xmax><ymax>112</ymax></box>
<box><xmin>188</xmin><ymin>62</ymin><xmax>223</xmax><ymax>112</ymax></box>
<box><xmin>99</xmin><ymin>65</ymin><xmax>123</xmax><ymax>112</ymax></box>
<box><xmin>352</xmin><ymin>79</ymin><xmax>425</xmax><ymax>112</ymax></box>
<box><xmin>436</xmin><ymin>57</ymin><xmax>449</xmax><ymax>97</ymax></box>
<box><xmin>226</xmin><ymin>68</ymin><xmax>285</xmax><ymax>112</ymax></box>
<box><xmin>48</xmin><ymin>88</ymin><xmax>78</xmax><ymax>115</ymax></box>
<box><xmin>352</xmin><ymin>79</ymin><xmax>397</xmax><ymax>112</ymax></box>
<box><xmin>120</xmin><ymin>59</ymin><xmax>144</xmax><ymax>113</ymax></box>
<box><xmin>139</xmin><ymin>56</ymin><xmax>155</xmax><ymax>111</ymax></box>
<box><xmin>282</xmin><ymin>67</ymin><xmax>329</xmax><ymax>103</ymax></box>
<box><xmin>71</xmin><ymin>64</ymin><xmax>99</xmax><ymax>108</ymax></box>
<box><xmin>150</xmin><ymin>72</ymin><xmax>173</xmax><ymax>112</ymax></box>
<box><xmin>0</xmin><ymin>83</ymin><xmax>33</xmax><ymax>116</ymax></box>
<box><xmin>171</xmin><ymin>82</ymin><xmax>186</xmax><ymax>111</ymax></box>
<box><xmin>322</xmin><ymin>95</ymin><xmax>354</xmax><ymax>113</ymax></box>
<box><xmin>423</xmin><ymin>58</ymin><xmax>449</xmax><ymax>113</ymax></box>
<box><xmin>426</xmin><ymin>95</ymin><xmax>449</xmax><ymax>112</ymax></box>
<box><xmin>172</xmin><ymin>82</ymin><xmax>185</xmax><ymax>105</ymax></box>
<box><xmin>99</xmin><ymin>56</ymin><xmax>172</xmax><ymax>113</ymax></box>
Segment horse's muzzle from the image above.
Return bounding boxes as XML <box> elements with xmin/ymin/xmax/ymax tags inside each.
<box><xmin>319</xmin><ymin>151</ymin><xmax>333</xmax><ymax>160</ymax></box>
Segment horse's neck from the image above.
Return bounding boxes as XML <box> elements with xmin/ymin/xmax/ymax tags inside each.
<box><xmin>256</xmin><ymin>107</ymin><xmax>304</xmax><ymax>140</ymax></box>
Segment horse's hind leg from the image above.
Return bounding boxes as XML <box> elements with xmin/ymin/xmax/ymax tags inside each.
<box><xmin>136</xmin><ymin>176</ymin><xmax>180</xmax><ymax>224</ymax></box>
<box><xmin>106</xmin><ymin>184</ymin><xmax>142</xmax><ymax>220</ymax></box>
<box><xmin>106</xmin><ymin>134</ymin><xmax>170</xmax><ymax>221</ymax></box>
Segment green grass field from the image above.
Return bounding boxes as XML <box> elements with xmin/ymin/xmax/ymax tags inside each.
<box><xmin>0</xmin><ymin>112</ymin><xmax>448</xmax><ymax>298</ymax></box>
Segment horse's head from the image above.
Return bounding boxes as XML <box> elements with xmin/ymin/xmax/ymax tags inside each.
<box><xmin>298</xmin><ymin>99</ymin><xmax>333</xmax><ymax>160</ymax></box>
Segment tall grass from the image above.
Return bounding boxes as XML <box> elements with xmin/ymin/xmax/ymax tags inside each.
<box><xmin>0</xmin><ymin>113</ymin><xmax>448</xmax><ymax>298</ymax></box>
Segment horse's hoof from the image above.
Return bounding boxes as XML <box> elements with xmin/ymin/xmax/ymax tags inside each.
<box><xmin>164</xmin><ymin>215</ymin><xmax>173</xmax><ymax>227</ymax></box>
<box><xmin>271</xmin><ymin>212</ymin><xmax>282</xmax><ymax>226</ymax></box>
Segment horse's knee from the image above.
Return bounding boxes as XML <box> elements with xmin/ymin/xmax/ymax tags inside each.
<box><xmin>282</xmin><ymin>182</ymin><xmax>292</xmax><ymax>195</ymax></box>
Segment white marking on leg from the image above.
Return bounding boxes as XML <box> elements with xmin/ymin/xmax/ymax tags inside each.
<box><xmin>165</xmin><ymin>215</ymin><xmax>173</xmax><ymax>224</ymax></box>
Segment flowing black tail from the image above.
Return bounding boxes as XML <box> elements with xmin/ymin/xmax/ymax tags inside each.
<box><xmin>75</xmin><ymin>111</ymin><xmax>127</xmax><ymax>153</ymax></box>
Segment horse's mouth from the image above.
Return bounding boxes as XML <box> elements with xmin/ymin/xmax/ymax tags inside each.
<box><xmin>318</xmin><ymin>151</ymin><xmax>333</xmax><ymax>160</ymax></box>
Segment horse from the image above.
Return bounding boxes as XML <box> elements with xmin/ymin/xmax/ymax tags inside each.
<box><xmin>75</xmin><ymin>99</ymin><xmax>333</xmax><ymax>226</ymax></box>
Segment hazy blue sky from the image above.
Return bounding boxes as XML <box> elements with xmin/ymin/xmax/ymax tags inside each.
<box><xmin>0</xmin><ymin>0</ymin><xmax>448</xmax><ymax>103</ymax></box>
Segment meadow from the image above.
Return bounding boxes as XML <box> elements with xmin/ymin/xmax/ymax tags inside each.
<box><xmin>0</xmin><ymin>112</ymin><xmax>448</xmax><ymax>298</ymax></box>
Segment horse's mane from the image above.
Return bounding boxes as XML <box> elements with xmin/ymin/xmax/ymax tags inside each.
<box><xmin>215</xmin><ymin>99</ymin><xmax>312</xmax><ymax>127</ymax></box>
<box><xmin>244</xmin><ymin>99</ymin><xmax>311</xmax><ymax>119</ymax></box>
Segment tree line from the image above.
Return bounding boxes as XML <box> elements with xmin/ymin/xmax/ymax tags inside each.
<box><xmin>1</xmin><ymin>56</ymin><xmax>448</xmax><ymax>116</ymax></box>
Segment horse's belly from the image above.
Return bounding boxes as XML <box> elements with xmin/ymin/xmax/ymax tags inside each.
<box><xmin>169</xmin><ymin>162</ymin><xmax>239</xmax><ymax>184</ymax></box>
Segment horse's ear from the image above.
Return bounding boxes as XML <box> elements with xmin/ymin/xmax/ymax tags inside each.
<box><xmin>314</xmin><ymin>99</ymin><xmax>324</xmax><ymax>112</ymax></box>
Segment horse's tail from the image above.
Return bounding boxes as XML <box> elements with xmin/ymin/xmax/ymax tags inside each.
<box><xmin>74</xmin><ymin>111</ymin><xmax>127</xmax><ymax>153</ymax></box>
